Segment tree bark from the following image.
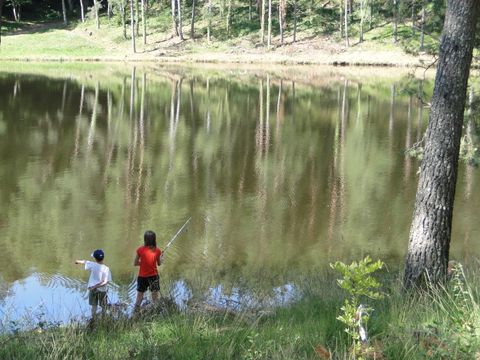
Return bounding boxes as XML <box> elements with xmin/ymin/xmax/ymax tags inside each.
<box><xmin>226</xmin><ymin>0</ymin><xmax>232</xmax><ymax>35</ymax></box>
<box><xmin>267</xmin><ymin>0</ymin><xmax>272</xmax><ymax>47</ymax></box>
<box><xmin>95</xmin><ymin>0</ymin><xmax>100</xmax><ymax>29</ymax></box>
<box><xmin>207</xmin><ymin>0</ymin><xmax>211</xmax><ymax>41</ymax></box>
<box><xmin>260</xmin><ymin>0</ymin><xmax>265</xmax><ymax>44</ymax></box>
<box><xmin>177</xmin><ymin>0</ymin><xmax>183</xmax><ymax>39</ymax></box>
<box><xmin>141</xmin><ymin>0</ymin><xmax>146</xmax><ymax>45</ymax></box>
<box><xmin>171</xmin><ymin>0</ymin><xmax>178</xmax><ymax>36</ymax></box>
<box><xmin>130</xmin><ymin>0</ymin><xmax>136</xmax><ymax>52</ymax></box>
<box><xmin>293</xmin><ymin>0</ymin><xmax>297</xmax><ymax>42</ymax></box>
<box><xmin>0</xmin><ymin>0</ymin><xmax>4</xmax><ymax>45</ymax></box>
<box><xmin>344</xmin><ymin>0</ymin><xmax>349</xmax><ymax>46</ymax></box>
<box><xmin>190</xmin><ymin>0</ymin><xmax>195</xmax><ymax>39</ymax></box>
<box><xmin>135</xmin><ymin>0</ymin><xmax>139</xmax><ymax>35</ymax></box>
<box><xmin>279</xmin><ymin>0</ymin><xmax>286</xmax><ymax>46</ymax></box>
<box><xmin>62</xmin><ymin>0</ymin><xmax>68</xmax><ymax>25</ymax></box>
<box><xmin>404</xmin><ymin>0</ymin><xmax>480</xmax><ymax>289</ymax></box>
<box><xmin>393</xmin><ymin>0</ymin><xmax>398</xmax><ymax>43</ymax></box>
<box><xmin>79</xmin><ymin>0</ymin><xmax>85</xmax><ymax>22</ymax></box>
<box><xmin>420</xmin><ymin>3</ymin><xmax>425</xmax><ymax>51</ymax></box>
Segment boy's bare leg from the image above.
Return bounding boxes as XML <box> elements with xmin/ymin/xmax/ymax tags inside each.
<box><xmin>134</xmin><ymin>292</ymin><xmax>144</xmax><ymax>311</ymax></box>
<box><xmin>152</xmin><ymin>291</ymin><xmax>159</xmax><ymax>302</ymax></box>
<box><xmin>91</xmin><ymin>304</ymin><xmax>97</xmax><ymax>318</ymax></box>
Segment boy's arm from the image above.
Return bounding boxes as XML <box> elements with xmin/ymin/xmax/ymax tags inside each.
<box><xmin>75</xmin><ymin>260</ymin><xmax>85</xmax><ymax>265</ymax></box>
<box><xmin>134</xmin><ymin>254</ymin><xmax>140</xmax><ymax>266</ymax></box>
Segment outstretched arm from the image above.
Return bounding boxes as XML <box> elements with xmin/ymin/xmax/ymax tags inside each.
<box><xmin>75</xmin><ymin>260</ymin><xmax>85</xmax><ymax>265</ymax></box>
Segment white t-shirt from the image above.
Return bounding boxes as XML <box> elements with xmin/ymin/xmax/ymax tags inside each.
<box><xmin>85</xmin><ymin>261</ymin><xmax>112</xmax><ymax>292</ymax></box>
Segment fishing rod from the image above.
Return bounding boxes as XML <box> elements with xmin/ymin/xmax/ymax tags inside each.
<box><xmin>162</xmin><ymin>217</ymin><xmax>192</xmax><ymax>258</ymax></box>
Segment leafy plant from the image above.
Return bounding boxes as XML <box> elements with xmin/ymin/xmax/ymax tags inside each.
<box><xmin>330</xmin><ymin>256</ymin><xmax>385</xmax><ymax>359</ymax></box>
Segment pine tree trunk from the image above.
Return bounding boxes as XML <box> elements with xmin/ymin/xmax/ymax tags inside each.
<box><xmin>171</xmin><ymin>0</ymin><xmax>178</xmax><ymax>36</ymax></box>
<box><xmin>404</xmin><ymin>0</ymin><xmax>480</xmax><ymax>289</ymax></box>
<box><xmin>79</xmin><ymin>0</ymin><xmax>85</xmax><ymax>22</ymax></box>
<box><xmin>190</xmin><ymin>0</ymin><xmax>195</xmax><ymax>39</ymax></box>
<box><xmin>135</xmin><ymin>0</ymin><xmax>139</xmax><ymax>35</ymax></box>
<box><xmin>130</xmin><ymin>0</ymin><xmax>136</xmax><ymax>52</ymax></box>
<box><xmin>293</xmin><ymin>0</ymin><xmax>297</xmax><ymax>42</ymax></box>
<box><xmin>411</xmin><ymin>0</ymin><xmax>416</xmax><ymax>35</ymax></box>
<box><xmin>359</xmin><ymin>0</ymin><xmax>364</xmax><ymax>43</ymax></box>
<box><xmin>122</xmin><ymin>2</ymin><xmax>127</xmax><ymax>38</ymax></box>
<box><xmin>339</xmin><ymin>1</ymin><xmax>343</xmax><ymax>39</ymax></box>
<box><xmin>62</xmin><ymin>0</ymin><xmax>68</xmax><ymax>25</ymax></box>
<box><xmin>226</xmin><ymin>0</ymin><xmax>232</xmax><ymax>35</ymax></box>
<box><xmin>0</xmin><ymin>0</ymin><xmax>4</xmax><ymax>45</ymax></box>
<box><xmin>95</xmin><ymin>0</ymin><xmax>100</xmax><ymax>29</ymax></box>
<box><xmin>267</xmin><ymin>0</ymin><xmax>271</xmax><ymax>47</ymax></box>
<box><xmin>344</xmin><ymin>0</ymin><xmax>349</xmax><ymax>46</ymax></box>
<box><xmin>393</xmin><ymin>0</ymin><xmax>398</xmax><ymax>43</ymax></box>
<box><xmin>207</xmin><ymin>0</ymin><xmax>211</xmax><ymax>41</ymax></box>
<box><xmin>420</xmin><ymin>4</ymin><xmax>425</xmax><ymax>51</ymax></box>
<box><xmin>177</xmin><ymin>0</ymin><xmax>183</xmax><ymax>39</ymax></box>
<box><xmin>141</xmin><ymin>0</ymin><xmax>146</xmax><ymax>45</ymax></box>
<box><xmin>279</xmin><ymin>0</ymin><xmax>285</xmax><ymax>46</ymax></box>
<box><xmin>261</xmin><ymin>0</ymin><xmax>265</xmax><ymax>44</ymax></box>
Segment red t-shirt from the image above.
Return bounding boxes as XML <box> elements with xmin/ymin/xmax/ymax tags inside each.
<box><xmin>136</xmin><ymin>246</ymin><xmax>162</xmax><ymax>277</ymax></box>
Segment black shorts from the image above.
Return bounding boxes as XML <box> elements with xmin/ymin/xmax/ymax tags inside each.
<box><xmin>137</xmin><ymin>275</ymin><xmax>160</xmax><ymax>293</ymax></box>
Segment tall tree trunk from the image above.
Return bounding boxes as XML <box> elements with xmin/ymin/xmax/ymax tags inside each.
<box><xmin>79</xmin><ymin>0</ymin><xmax>85</xmax><ymax>22</ymax></box>
<box><xmin>0</xmin><ymin>0</ymin><xmax>4</xmax><ymax>45</ymax></box>
<box><xmin>261</xmin><ymin>0</ymin><xmax>265</xmax><ymax>44</ymax></box>
<box><xmin>171</xmin><ymin>0</ymin><xmax>178</xmax><ymax>36</ymax></box>
<box><xmin>207</xmin><ymin>0</ymin><xmax>211</xmax><ymax>41</ymax></box>
<box><xmin>190</xmin><ymin>0</ymin><xmax>195</xmax><ymax>39</ymax></box>
<box><xmin>293</xmin><ymin>0</ymin><xmax>297</xmax><ymax>42</ymax></box>
<box><xmin>135</xmin><ymin>0</ymin><xmax>139</xmax><ymax>35</ymax></box>
<box><xmin>344</xmin><ymin>0</ymin><xmax>349</xmax><ymax>46</ymax></box>
<box><xmin>108</xmin><ymin>0</ymin><xmax>112</xmax><ymax>19</ymax></box>
<box><xmin>248</xmin><ymin>0</ymin><xmax>252</xmax><ymax>20</ymax></box>
<box><xmin>339</xmin><ymin>0</ymin><xmax>343</xmax><ymax>39</ymax></box>
<box><xmin>122</xmin><ymin>2</ymin><xmax>127</xmax><ymax>38</ymax></box>
<box><xmin>279</xmin><ymin>0</ymin><xmax>286</xmax><ymax>46</ymax></box>
<box><xmin>95</xmin><ymin>0</ymin><xmax>100</xmax><ymax>29</ymax></box>
<box><xmin>141</xmin><ymin>0</ymin><xmax>146</xmax><ymax>45</ymax></box>
<box><xmin>393</xmin><ymin>0</ymin><xmax>398</xmax><ymax>43</ymax></box>
<box><xmin>411</xmin><ymin>0</ymin><xmax>416</xmax><ymax>35</ymax></box>
<box><xmin>267</xmin><ymin>0</ymin><xmax>272</xmax><ymax>47</ymax></box>
<box><xmin>420</xmin><ymin>3</ymin><xmax>425</xmax><ymax>51</ymax></box>
<box><xmin>404</xmin><ymin>0</ymin><xmax>480</xmax><ymax>289</ymax></box>
<box><xmin>62</xmin><ymin>0</ymin><xmax>68</xmax><ymax>25</ymax></box>
<box><xmin>177</xmin><ymin>0</ymin><xmax>184</xmax><ymax>39</ymax></box>
<box><xmin>226</xmin><ymin>0</ymin><xmax>232</xmax><ymax>35</ymax></box>
<box><xmin>130</xmin><ymin>0</ymin><xmax>136</xmax><ymax>52</ymax></box>
<box><xmin>359</xmin><ymin>0</ymin><xmax>364</xmax><ymax>42</ymax></box>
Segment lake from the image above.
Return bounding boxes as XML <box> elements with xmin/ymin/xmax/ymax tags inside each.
<box><xmin>0</xmin><ymin>64</ymin><xmax>478</xmax><ymax>330</ymax></box>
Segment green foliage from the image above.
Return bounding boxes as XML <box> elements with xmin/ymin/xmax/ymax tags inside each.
<box><xmin>330</xmin><ymin>256</ymin><xmax>384</xmax><ymax>359</ymax></box>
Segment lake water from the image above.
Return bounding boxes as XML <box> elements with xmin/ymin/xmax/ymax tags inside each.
<box><xmin>0</xmin><ymin>64</ymin><xmax>479</xmax><ymax>330</ymax></box>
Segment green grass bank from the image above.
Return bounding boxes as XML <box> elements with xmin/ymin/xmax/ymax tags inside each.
<box><xmin>0</xmin><ymin>3</ymin><xmax>443</xmax><ymax>66</ymax></box>
<box><xmin>2</xmin><ymin>266</ymin><xmax>480</xmax><ymax>360</ymax></box>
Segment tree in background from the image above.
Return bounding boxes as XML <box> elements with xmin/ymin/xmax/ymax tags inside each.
<box><xmin>0</xmin><ymin>0</ymin><xmax>4</xmax><ymax>44</ymax></box>
<box><xmin>6</xmin><ymin>0</ymin><xmax>31</xmax><ymax>21</ymax></box>
<box><xmin>404</xmin><ymin>0</ymin><xmax>479</xmax><ymax>289</ymax></box>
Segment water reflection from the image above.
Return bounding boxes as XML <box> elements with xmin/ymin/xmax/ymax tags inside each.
<box><xmin>0</xmin><ymin>66</ymin><xmax>478</xmax><ymax>327</ymax></box>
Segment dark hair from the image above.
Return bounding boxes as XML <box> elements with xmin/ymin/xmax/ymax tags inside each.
<box><xmin>144</xmin><ymin>230</ymin><xmax>157</xmax><ymax>248</ymax></box>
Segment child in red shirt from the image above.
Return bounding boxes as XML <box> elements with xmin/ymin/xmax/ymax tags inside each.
<box><xmin>134</xmin><ymin>230</ymin><xmax>162</xmax><ymax>310</ymax></box>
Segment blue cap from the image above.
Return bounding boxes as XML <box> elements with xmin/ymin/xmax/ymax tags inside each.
<box><xmin>91</xmin><ymin>249</ymin><xmax>104</xmax><ymax>261</ymax></box>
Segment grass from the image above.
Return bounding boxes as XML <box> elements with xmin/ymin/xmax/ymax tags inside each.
<box><xmin>2</xmin><ymin>265</ymin><xmax>480</xmax><ymax>359</ymax></box>
<box><xmin>0</xmin><ymin>5</ymin><xmax>442</xmax><ymax>65</ymax></box>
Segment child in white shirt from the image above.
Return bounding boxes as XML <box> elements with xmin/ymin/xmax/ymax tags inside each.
<box><xmin>75</xmin><ymin>249</ymin><xmax>112</xmax><ymax>318</ymax></box>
